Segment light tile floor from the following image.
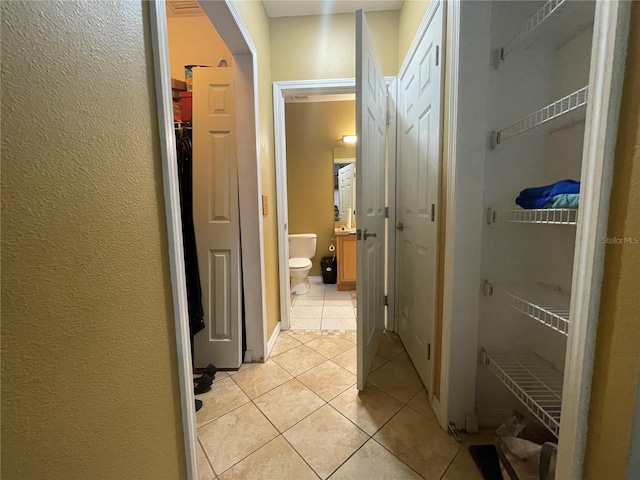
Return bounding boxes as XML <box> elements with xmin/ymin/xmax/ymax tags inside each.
<box><xmin>290</xmin><ymin>277</ymin><xmax>357</xmax><ymax>331</ymax></box>
<box><xmin>196</xmin><ymin>330</ymin><xmax>488</xmax><ymax>479</ymax></box>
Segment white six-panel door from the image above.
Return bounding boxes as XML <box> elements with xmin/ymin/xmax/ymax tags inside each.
<box><xmin>193</xmin><ymin>67</ymin><xmax>242</xmax><ymax>369</ymax></box>
<box><xmin>356</xmin><ymin>10</ymin><xmax>387</xmax><ymax>390</ymax></box>
<box><xmin>396</xmin><ymin>2</ymin><xmax>443</xmax><ymax>392</ymax></box>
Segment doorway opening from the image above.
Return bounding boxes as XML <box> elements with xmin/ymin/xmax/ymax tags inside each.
<box><xmin>149</xmin><ymin>1</ymin><xmax>266</xmax><ymax>477</ymax></box>
<box><xmin>283</xmin><ymin>95</ymin><xmax>358</xmax><ymax>332</ymax></box>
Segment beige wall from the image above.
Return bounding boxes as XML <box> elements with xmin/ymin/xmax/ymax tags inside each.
<box><xmin>584</xmin><ymin>3</ymin><xmax>640</xmax><ymax>477</ymax></box>
<box><xmin>286</xmin><ymin>101</ymin><xmax>356</xmax><ymax>275</ymax></box>
<box><xmin>166</xmin><ymin>14</ymin><xmax>232</xmax><ymax>82</ymax></box>
<box><xmin>270</xmin><ymin>10</ymin><xmax>399</xmax><ymax>81</ymax></box>
<box><xmin>398</xmin><ymin>0</ymin><xmax>431</xmax><ymax>69</ymax></box>
<box><xmin>1</xmin><ymin>1</ymin><xmax>186</xmax><ymax>479</ymax></box>
<box><xmin>231</xmin><ymin>0</ymin><xmax>281</xmax><ymax>337</ymax></box>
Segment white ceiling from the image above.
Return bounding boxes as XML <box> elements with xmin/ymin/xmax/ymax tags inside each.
<box><xmin>263</xmin><ymin>0</ymin><xmax>403</xmax><ymax>18</ymax></box>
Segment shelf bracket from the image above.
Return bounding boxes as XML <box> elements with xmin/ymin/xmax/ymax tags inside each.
<box><xmin>492</xmin><ymin>48</ymin><xmax>504</xmax><ymax>70</ymax></box>
<box><xmin>489</xmin><ymin>130</ymin><xmax>500</xmax><ymax>149</ymax></box>
<box><xmin>486</xmin><ymin>207</ymin><xmax>496</xmax><ymax>225</ymax></box>
<box><xmin>483</xmin><ymin>279</ymin><xmax>494</xmax><ymax>297</ymax></box>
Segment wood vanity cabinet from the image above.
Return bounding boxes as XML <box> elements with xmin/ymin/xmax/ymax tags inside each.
<box><xmin>336</xmin><ymin>234</ymin><xmax>356</xmax><ymax>291</ymax></box>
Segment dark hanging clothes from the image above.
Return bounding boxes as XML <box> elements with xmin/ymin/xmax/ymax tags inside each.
<box><xmin>176</xmin><ymin>127</ymin><xmax>205</xmax><ymax>356</ymax></box>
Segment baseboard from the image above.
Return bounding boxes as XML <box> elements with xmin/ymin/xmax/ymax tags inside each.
<box><xmin>267</xmin><ymin>321</ymin><xmax>281</xmax><ymax>359</ymax></box>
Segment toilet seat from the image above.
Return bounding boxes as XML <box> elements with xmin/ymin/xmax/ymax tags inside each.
<box><xmin>289</xmin><ymin>257</ymin><xmax>312</xmax><ymax>269</ymax></box>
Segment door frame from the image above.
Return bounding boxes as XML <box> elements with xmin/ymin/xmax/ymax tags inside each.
<box><xmin>273</xmin><ymin>78</ymin><xmax>356</xmax><ymax>333</ymax></box>
<box><xmin>439</xmin><ymin>1</ymin><xmax>631</xmax><ymax>478</ymax></box>
<box><xmin>149</xmin><ymin>1</ymin><xmax>267</xmax><ymax>477</ymax></box>
<box><xmin>272</xmin><ymin>78</ymin><xmax>397</xmax><ymax>335</ymax></box>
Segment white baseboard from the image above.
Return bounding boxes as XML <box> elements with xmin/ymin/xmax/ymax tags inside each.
<box><xmin>267</xmin><ymin>321</ymin><xmax>281</xmax><ymax>359</ymax></box>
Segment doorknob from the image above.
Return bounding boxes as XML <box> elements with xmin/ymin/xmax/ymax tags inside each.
<box><xmin>363</xmin><ymin>229</ymin><xmax>377</xmax><ymax>240</ymax></box>
<box><xmin>396</xmin><ymin>222</ymin><xmax>404</xmax><ymax>231</ymax></box>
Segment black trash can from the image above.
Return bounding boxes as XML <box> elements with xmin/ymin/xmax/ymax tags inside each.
<box><xmin>321</xmin><ymin>257</ymin><xmax>337</xmax><ymax>284</ymax></box>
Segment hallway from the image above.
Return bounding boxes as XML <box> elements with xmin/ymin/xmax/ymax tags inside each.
<box><xmin>195</xmin><ymin>330</ymin><xmax>486</xmax><ymax>479</ymax></box>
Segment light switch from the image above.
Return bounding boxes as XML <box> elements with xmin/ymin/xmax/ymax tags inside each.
<box><xmin>262</xmin><ymin>195</ymin><xmax>268</xmax><ymax>216</ymax></box>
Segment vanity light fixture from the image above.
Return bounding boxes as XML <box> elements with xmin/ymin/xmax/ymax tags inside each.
<box><xmin>341</xmin><ymin>135</ymin><xmax>357</xmax><ymax>144</ymax></box>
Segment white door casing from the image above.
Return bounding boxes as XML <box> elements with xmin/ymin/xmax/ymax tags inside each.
<box><xmin>193</xmin><ymin>66</ymin><xmax>242</xmax><ymax>369</ymax></box>
<box><xmin>395</xmin><ymin>1</ymin><xmax>443</xmax><ymax>393</ymax></box>
<box><xmin>356</xmin><ymin>10</ymin><xmax>387</xmax><ymax>390</ymax></box>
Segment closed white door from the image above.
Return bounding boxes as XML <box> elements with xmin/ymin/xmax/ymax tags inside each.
<box><xmin>395</xmin><ymin>3</ymin><xmax>443</xmax><ymax>392</ymax></box>
<box><xmin>192</xmin><ymin>67</ymin><xmax>242</xmax><ymax>369</ymax></box>
<box><xmin>356</xmin><ymin>10</ymin><xmax>387</xmax><ymax>390</ymax></box>
<box><xmin>338</xmin><ymin>163</ymin><xmax>355</xmax><ymax>220</ymax></box>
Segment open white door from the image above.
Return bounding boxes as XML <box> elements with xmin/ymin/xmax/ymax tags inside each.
<box><xmin>356</xmin><ymin>10</ymin><xmax>387</xmax><ymax>390</ymax></box>
<box><xmin>193</xmin><ymin>67</ymin><xmax>242</xmax><ymax>369</ymax></box>
<box><xmin>395</xmin><ymin>2</ymin><xmax>443</xmax><ymax>392</ymax></box>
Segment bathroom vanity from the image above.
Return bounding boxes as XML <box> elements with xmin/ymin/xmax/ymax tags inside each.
<box><xmin>336</xmin><ymin>232</ymin><xmax>356</xmax><ymax>291</ymax></box>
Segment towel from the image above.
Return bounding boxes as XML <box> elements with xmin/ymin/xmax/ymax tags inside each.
<box><xmin>515</xmin><ymin>179</ymin><xmax>580</xmax><ymax>209</ymax></box>
<box><xmin>544</xmin><ymin>193</ymin><xmax>579</xmax><ymax>209</ymax></box>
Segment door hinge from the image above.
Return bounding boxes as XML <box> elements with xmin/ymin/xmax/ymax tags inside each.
<box><xmin>356</xmin><ymin>229</ymin><xmax>362</xmax><ymax>240</ymax></box>
<box><xmin>384</xmin><ymin>206</ymin><xmax>389</xmax><ymax>218</ymax></box>
<box><xmin>386</xmin><ymin>110</ymin><xmax>391</xmax><ymax>126</ymax></box>
<box><xmin>431</xmin><ymin>203</ymin><xmax>435</xmax><ymax>222</ymax></box>
<box><xmin>427</xmin><ymin>343</ymin><xmax>431</xmax><ymax>360</ymax></box>
<box><xmin>486</xmin><ymin>207</ymin><xmax>497</xmax><ymax>225</ymax></box>
<box><xmin>435</xmin><ymin>45</ymin><xmax>440</xmax><ymax>66</ymax></box>
<box><xmin>384</xmin><ymin>295</ymin><xmax>389</xmax><ymax>306</ymax></box>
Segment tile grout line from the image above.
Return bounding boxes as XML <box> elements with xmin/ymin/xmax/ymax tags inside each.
<box><xmin>198</xmin><ymin>435</ymin><xmax>218</xmax><ymax>479</ymax></box>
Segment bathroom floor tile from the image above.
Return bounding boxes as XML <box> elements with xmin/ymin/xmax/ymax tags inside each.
<box><xmin>329</xmin><ymin>384</ymin><xmax>404</xmax><ymax>436</ymax></box>
<box><xmin>331</xmin><ymin>346</ymin><xmax>356</xmax><ymax>374</ymax></box>
<box><xmin>322</xmin><ymin>298</ymin><xmax>353</xmax><ymax>307</ymax></box>
<box><xmin>321</xmin><ymin>317</ymin><xmax>356</xmax><ymax>330</ymax></box>
<box><xmin>199</xmin><ymin>402</ymin><xmax>279</xmax><ymax>475</ymax></box>
<box><xmin>297</xmin><ymin>361</ymin><xmax>356</xmax><ymax>401</ymax></box>
<box><xmin>328</xmin><ymin>439</ymin><xmax>422</xmax><ymax>480</ymax></box>
<box><xmin>367</xmin><ymin>361</ymin><xmax>424</xmax><ymax>404</ymax></box>
<box><xmin>218</xmin><ymin>436</ymin><xmax>318</xmax><ymax>480</ymax></box>
<box><xmin>271</xmin><ymin>344</ymin><xmax>327</xmax><ymax>377</ymax></box>
<box><xmin>305</xmin><ymin>284</ymin><xmax>326</xmax><ymax>297</ymax></box>
<box><xmin>283</xmin><ymin>405</ymin><xmax>368</xmax><ymax>479</ymax></box>
<box><xmin>324</xmin><ymin>290</ymin><xmax>352</xmax><ymax>301</ymax></box>
<box><xmin>306</xmin><ymin>335</ymin><xmax>354</xmax><ymax>359</ymax></box>
<box><xmin>195</xmin><ymin>377</ymin><xmax>250</xmax><ymax>428</ymax></box>
<box><xmin>293</xmin><ymin>297</ymin><xmax>325</xmax><ymax>306</ymax></box>
<box><xmin>374</xmin><ymin>406</ymin><xmax>460</xmax><ymax>480</ymax></box>
<box><xmin>253</xmin><ymin>379</ymin><xmax>325</xmax><ymax>433</ymax></box>
<box><xmin>270</xmin><ymin>333</ymin><xmax>301</xmax><ymax>356</ymax></box>
<box><xmin>290</xmin><ymin>305</ymin><xmax>323</xmax><ymax>318</ymax></box>
<box><xmin>230</xmin><ymin>360</ymin><xmax>293</xmax><ymax>399</ymax></box>
<box><xmin>323</xmin><ymin>305</ymin><xmax>356</xmax><ymax>319</ymax></box>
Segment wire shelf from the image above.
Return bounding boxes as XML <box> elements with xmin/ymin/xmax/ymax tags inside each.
<box><xmin>491</xmin><ymin>87</ymin><xmax>588</xmax><ymax>146</ymax></box>
<box><xmin>482</xmin><ymin>350</ymin><xmax>563</xmax><ymax>436</ymax></box>
<box><xmin>498</xmin><ymin>284</ymin><xmax>571</xmax><ymax>336</ymax></box>
<box><xmin>491</xmin><ymin>208</ymin><xmax>578</xmax><ymax>225</ymax></box>
<box><xmin>495</xmin><ymin>0</ymin><xmax>595</xmax><ymax>67</ymax></box>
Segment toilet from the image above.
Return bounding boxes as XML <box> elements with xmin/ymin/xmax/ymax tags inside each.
<box><xmin>288</xmin><ymin>233</ymin><xmax>317</xmax><ymax>295</ymax></box>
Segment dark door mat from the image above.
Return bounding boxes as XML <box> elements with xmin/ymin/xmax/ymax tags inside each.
<box><xmin>468</xmin><ymin>444</ymin><xmax>503</xmax><ymax>480</ymax></box>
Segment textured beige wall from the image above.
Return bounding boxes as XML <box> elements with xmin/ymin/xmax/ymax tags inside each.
<box><xmin>166</xmin><ymin>14</ymin><xmax>232</xmax><ymax>82</ymax></box>
<box><xmin>231</xmin><ymin>0</ymin><xmax>281</xmax><ymax>337</ymax></box>
<box><xmin>1</xmin><ymin>2</ymin><xmax>186</xmax><ymax>478</ymax></box>
<box><xmin>286</xmin><ymin>101</ymin><xmax>356</xmax><ymax>275</ymax></box>
<box><xmin>270</xmin><ymin>10</ymin><xmax>399</xmax><ymax>81</ymax></box>
<box><xmin>398</xmin><ymin>0</ymin><xmax>431</xmax><ymax>69</ymax></box>
<box><xmin>584</xmin><ymin>3</ymin><xmax>640</xmax><ymax>477</ymax></box>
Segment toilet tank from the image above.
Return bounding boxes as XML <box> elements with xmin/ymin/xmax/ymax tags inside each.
<box><xmin>288</xmin><ymin>233</ymin><xmax>317</xmax><ymax>259</ymax></box>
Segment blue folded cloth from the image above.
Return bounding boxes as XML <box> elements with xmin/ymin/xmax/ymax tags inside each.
<box><xmin>516</xmin><ymin>179</ymin><xmax>580</xmax><ymax>209</ymax></box>
<box><xmin>544</xmin><ymin>193</ymin><xmax>579</xmax><ymax>209</ymax></box>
